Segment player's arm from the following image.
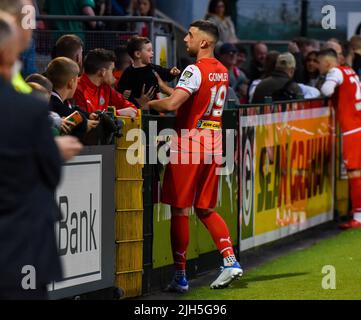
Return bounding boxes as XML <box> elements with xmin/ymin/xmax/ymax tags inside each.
<box><xmin>321</xmin><ymin>68</ymin><xmax>343</xmax><ymax>97</ymax></box>
<box><xmin>148</xmin><ymin>89</ymin><xmax>190</xmax><ymax>112</ymax></box>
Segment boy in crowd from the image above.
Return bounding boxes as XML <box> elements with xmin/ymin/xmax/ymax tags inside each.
<box><xmin>117</xmin><ymin>36</ymin><xmax>181</xmax><ymax>111</ymax></box>
<box><xmin>25</xmin><ymin>73</ymin><xmax>75</xmax><ymax>135</ymax></box>
<box><xmin>74</xmin><ymin>48</ymin><xmax>138</xmax><ymax>118</ymax></box>
<box><xmin>46</xmin><ymin>57</ymin><xmax>100</xmax><ymax>139</ymax></box>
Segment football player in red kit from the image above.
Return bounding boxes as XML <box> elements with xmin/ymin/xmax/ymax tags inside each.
<box><xmin>147</xmin><ymin>20</ymin><xmax>243</xmax><ymax>292</ymax></box>
<box><xmin>318</xmin><ymin>48</ymin><xmax>361</xmax><ymax>229</ymax></box>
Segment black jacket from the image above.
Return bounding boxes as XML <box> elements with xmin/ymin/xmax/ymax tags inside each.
<box><xmin>117</xmin><ymin>64</ymin><xmax>177</xmax><ymax>107</ymax></box>
<box><xmin>252</xmin><ymin>70</ymin><xmax>303</xmax><ymax>104</ymax></box>
<box><xmin>353</xmin><ymin>53</ymin><xmax>361</xmax><ymax>78</ymax></box>
<box><xmin>49</xmin><ymin>92</ymin><xmax>89</xmax><ymax>139</ymax></box>
<box><xmin>0</xmin><ymin>78</ymin><xmax>63</xmax><ymax>289</ymax></box>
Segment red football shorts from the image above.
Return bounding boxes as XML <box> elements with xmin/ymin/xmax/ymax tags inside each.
<box><xmin>161</xmin><ymin>153</ymin><xmax>221</xmax><ymax>209</ymax></box>
<box><xmin>342</xmin><ymin>130</ymin><xmax>361</xmax><ymax>170</ymax></box>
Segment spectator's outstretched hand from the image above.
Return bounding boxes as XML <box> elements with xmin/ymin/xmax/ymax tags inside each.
<box><xmin>170</xmin><ymin>67</ymin><xmax>181</xmax><ymax>76</ymax></box>
<box><xmin>135</xmin><ymin>84</ymin><xmax>156</xmax><ymax>110</ymax></box>
<box><xmin>117</xmin><ymin>107</ymin><xmax>138</xmax><ymax>119</ymax></box>
<box><xmin>55</xmin><ymin>136</ymin><xmax>83</xmax><ymax>161</ymax></box>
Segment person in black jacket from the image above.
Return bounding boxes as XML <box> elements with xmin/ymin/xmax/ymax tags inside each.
<box><xmin>0</xmin><ymin>12</ymin><xmax>82</xmax><ymax>300</ymax></box>
<box><xmin>252</xmin><ymin>52</ymin><xmax>302</xmax><ymax>104</ymax></box>
<box><xmin>117</xmin><ymin>36</ymin><xmax>180</xmax><ymax>112</ymax></box>
<box><xmin>45</xmin><ymin>57</ymin><xmax>100</xmax><ymax>140</ymax></box>
<box><xmin>351</xmin><ymin>35</ymin><xmax>361</xmax><ymax>79</ymax></box>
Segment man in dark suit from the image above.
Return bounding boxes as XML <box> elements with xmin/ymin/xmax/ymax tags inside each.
<box><xmin>0</xmin><ymin>11</ymin><xmax>82</xmax><ymax>300</ymax></box>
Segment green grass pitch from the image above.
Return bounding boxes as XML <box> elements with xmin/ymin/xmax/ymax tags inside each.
<box><xmin>180</xmin><ymin>230</ymin><xmax>361</xmax><ymax>300</ymax></box>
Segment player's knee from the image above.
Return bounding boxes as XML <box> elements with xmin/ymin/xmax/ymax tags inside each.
<box><xmin>171</xmin><ymin>207</ymin><xmax>189</xmax><ymax>216</ymax></box>
<box><xmin>348</xmin><ymin>169</ymin><xmax>361</xmax><ymax>178</ymax></box>
<box><xmin>195</xmin><ymin>208</ymin><xmax>214</xmax><ymax>218</ymax></box>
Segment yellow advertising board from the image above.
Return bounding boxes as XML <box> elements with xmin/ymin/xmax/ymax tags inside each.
<box><xmin>239</xmin><ymin>104</ymin><xmax>335</xmax><ymax>251</ymax></box>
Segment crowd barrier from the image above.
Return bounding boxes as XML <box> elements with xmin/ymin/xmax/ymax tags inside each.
<box><xmin>50</xmin><ymin>98</ymin><xmax>347</xmax><ymax>299</ymax></box>
<box><xmin>33</xmin><ymin>16</ymin><xmax>177</xmax><ymax>75</ymax></box>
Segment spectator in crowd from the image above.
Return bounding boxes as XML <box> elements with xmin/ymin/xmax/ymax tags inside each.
<box><xmin>288</xmin><ymin>38</ymin><xmax>319</xmax><ymax>84</ymax></box>
<box><xmin>43</xmin><ymin>0</ymin><xmax>97</xmax><ymax>34</ymax></box>
<box><xmin>25</xmin><ymin>73</ymin><xmax>70</xmax><ymax>134</ymax></box>
<box><xmin>350</xmin><ymin>35</ymin><xmax>361</xmax><ymax>79</ymax></box>
<box><xmin>234</xmin><ymin>43</ymin><xmax>248</xmax><ymax>76</ymax></box>
<box><xmin>249</xmin><ymin>51</ymin><xmax>280</xmax><ymax>103</ymax></box>
<box><xmin>0</xmin><ymin>0</ymin><xmax>33</xmax><ymax>94</ymax></box>
<box><xmin>52</xmin><ymin>34</ymin><xmax>84</xmax><ymax>72</ymax></box>
<box><xmin>111</xmin><ymin>0</ymin><xmax>132</xmax><ymax>15</ymax></box>
<box><xmin>46</xmin><ymin>57</ymin><xmax>100</xmax><ymax>139</ymax></box>
<box><xmin>304</xmin><ymin>51</ymin><xmax>323</xmax><ymax>89</ymax></box>
<box><xmin>117</xmin><ymin>36</ymin><xmax>180</xmax><ymax>111</ymax></box>
<box><xmin>74</xmin><ymin>48</ymin><xmax>138</xmax><ymax>117</ymax></box>
<box><xmin>318</xmin><ymin>48</ymin><xmax>361</xmax><ymax>229</ymax></box>
<box><xmin>0</xmin><ymin>9</ymin><xmax>82</xmax><ymax>300</ymax></box>
<box><xmin>95</xmin><ymin>0</ymin><xmax>108</xmax><ymax>16</ymax></box>
<box><xmin>26</xmin><ymin>73</ymin><xmax>53</xmax><ymax>95</ymax></box>
<box><xmin>20</xmin><ymin>0</ymin><xmax>39</xmax><ymax>78</ymax></box>
<box><xmin>252</xmin><ymin>52</ymin><xmax>303</xmax><ymax>103</ymax></box>
<box><xmin>342</xmin><ymin>40</ymin><xmax>353</xmax><ymax>67</ymax></box>
<box><xmin>324</xmin><ymin>39</ymin><xmax>345</xmax><ymax>66</ymax></box>
<box><xmin>248</xmin><ymin>42</ymin><xmax>268</xmax><ymax>82</ymax></box>
<box><xmin>131</xmin><ymin>0</ymin><xmax>155</xmax><ymax>37</ymax></box>
<box><xmin>218</xmin><ymin>43</ymin><xmax>248</xmax><ymax>104</ymax></box>
<box><xmin>113</xmin><ymin>45</ymin><xmax>133</xmax><ymax>88</ymax></box>
<box><xmin>205</xmin><ymin>0</ymin><xmax>239</xmax><ymax>44</ymax></box>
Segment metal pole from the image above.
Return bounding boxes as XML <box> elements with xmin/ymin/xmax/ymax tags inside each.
<box><xmin>300</xmin><ymin>0</ymin><xmax>309</xmax><ymax>37</ymax></box>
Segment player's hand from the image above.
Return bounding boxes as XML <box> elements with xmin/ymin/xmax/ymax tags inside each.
<box><xmin>87</xmin><ymin>119</ymin><xmax>99</xmax><ymax>132</ymax></box>
<box><xmin>55</xmin><ymin>136</ymin><xmax>83</xmax><ymax>161</ymax></box>
<box><xmin>123</xmin><ymin>90</ymin><xmax>132</xmax><ymax>100</ymax></box>
<box><xmin>117</xmin><ymin>107</ymin><xmax>138</xmax><ymax>119</ymax></box>
<box><xmin>60</xmin><ymin>118</ymin><xmax>75</xmax><ymax>135</ymax></box>
<box><xmin>288</xmin><ymin>42</ymin><xmax>300</xmax><ymax>54</ymax></box>
<box><xmin>170</xmin><ymin>67</ymin><xmax>181</xmax><ymax>76</ymax></box>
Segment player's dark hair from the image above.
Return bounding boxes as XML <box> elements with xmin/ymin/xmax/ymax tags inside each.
<box><xmin>84</xmin><ymin>48</ymin><xmax>116</xmax><ymax>75</ymax></box>
<box><xmin>190</xmin><ymin>20</ymin><xmax>219</xmax><ymax>42</ymax></box>
<box><xmin>127</xmin><ymin>36</ymin><xmax>151</xmax><ymax>59</ymax></box>
<box><xmin>317</xmin><ymin>48</ymin><xmax>338</xmax><ymax>59</ymax></box>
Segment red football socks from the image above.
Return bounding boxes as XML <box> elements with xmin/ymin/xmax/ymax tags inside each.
<box><xmin>171</xmin><ymin>215</ymin><xmax>189</xmax><ymax>271</ymax></box>
<box><xmin>198</xmin><ymin>211</ymin><xmax>235</xmax><ymax>258</ymax></box>
<box><xmin>349</xmin><ymin>176</ymin><xmax>361</xmax><ymax>218</ymax></box>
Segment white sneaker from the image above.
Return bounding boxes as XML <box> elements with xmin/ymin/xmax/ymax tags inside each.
<box><xmin>210</xmin><ymin>262</ymin><xmax>243</xmax><ymax>289</ymax></box>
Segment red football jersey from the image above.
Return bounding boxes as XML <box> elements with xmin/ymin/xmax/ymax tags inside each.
<box><xmin>173</xmin><ymin>58</ymin><xmax>229</xmax><ymax>155</ymax></box>
<box><xmin>328</xmin><ymin>66</ymin><xmax>361</xmax><ymax>133</ymax></box>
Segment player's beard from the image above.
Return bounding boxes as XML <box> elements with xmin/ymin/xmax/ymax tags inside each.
<box><xmin>187</xmin><ymin>47</ymin><xmax>198</xmax><ymax>58</ymax></box>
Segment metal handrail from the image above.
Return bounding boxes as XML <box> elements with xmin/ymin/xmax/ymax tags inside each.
<box><xmin>37</xmin><ymin>15</ymin><xmax>173</xmax><ymax>25</ymax></box>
